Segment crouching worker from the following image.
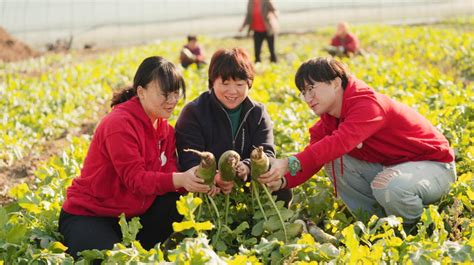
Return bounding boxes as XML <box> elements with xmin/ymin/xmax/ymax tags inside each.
<box><xmin>259</xmin><ymin>57</ymin><xmax>456</xmax><ymax>230</ymax></box>
<box><xmin>59</xmin><ymin>56</ymin><xmax>219</xmax><ymax>260</ymax></box>
<box><xmin>176</xmin><ymin>48</ymin><xmax>292</xmax><ymax>207</ymax></box>
<box><xmin>325</xmin><ymin>21</ymin><xmax>361</xmax><ymax>57</ymax></box>
<box><xmin>180</xmin><ymin>35</ymin><xmax>206</xmax><ymax>69</ymax></box>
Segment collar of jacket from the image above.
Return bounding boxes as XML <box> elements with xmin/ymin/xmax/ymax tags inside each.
<box><xmin>113</xmin><ymin>96</ymin><xmax>169</xmax><ymax>141</ymax></box>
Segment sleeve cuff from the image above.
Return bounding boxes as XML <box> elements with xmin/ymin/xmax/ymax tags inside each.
<box><xmin>156</xmin><ymin>172</ymin><xmax>178</xmax><ymax>194</ymax></box>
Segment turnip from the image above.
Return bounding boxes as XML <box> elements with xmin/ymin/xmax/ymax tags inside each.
<box><xmin>183</xmin><ymin>148</ymin><xmax>221</xmax><ymax>239</ymax></box>
<box><xmin>218</xmin><ymin>150</ymin><xmax>240</xmax><ymax>181</ymax></box>
<box><xmin>183</xmin><ymin>149</ymin><xmax>216</xmax><ymax>185</ymax></box>
<box><xmin>250</xmin><ymin>146</ymin><xmax>270</xmax><ymax>178</ymax></box>
<box><xmin>250</xmin><ymin>146</ymin><xmax>288</xmax><ymax>242</ymax></box>
<box><xmin>218</xmin><ymin>150</ymin><xmax>240</xmax><ymax>229</ymax></box>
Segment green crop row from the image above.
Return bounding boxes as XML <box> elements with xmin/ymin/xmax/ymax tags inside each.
<box><xmin>0</xmin><ymin>18</ymin><xmax>472</xmax><ymax>264</ymax></box>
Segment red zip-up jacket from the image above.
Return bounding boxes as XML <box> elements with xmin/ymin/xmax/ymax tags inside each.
<box><xmin>63</xmin><ymin>97</ymin><xmax>179</xmax><ymax>217</ymax></box>
<box><xmin>286</xmin><ymin>77</ymin><xmax>454</xmax><ymax>190</ymax></box>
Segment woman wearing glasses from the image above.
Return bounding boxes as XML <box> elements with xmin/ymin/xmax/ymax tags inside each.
<box><xmin>175</xmin><ymin>48</ymin><xmax>292</xmax><ymax>206</ymax></box>
<box><xmin>258</xmin><ymin>57</ymin><xmax>456</xmax><ymax>229</ymax></box>
<box><xmin>59</xmin><ymin>56</ymin><xmax>218</xmax><ymax>260</ymax></box>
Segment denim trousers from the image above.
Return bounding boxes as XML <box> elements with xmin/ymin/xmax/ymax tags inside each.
<box><xmin>324</xmin><ymin>155</ymin><xmax>456</xmax><ymax>224</ymax></box>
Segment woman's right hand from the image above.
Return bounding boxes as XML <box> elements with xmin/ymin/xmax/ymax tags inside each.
<box><xmin>215</xmin><ymin>172</ymin><xmax>234</xmax><ymax>195</ymax></box>
<box><xmin>173</xmin><ymin>166</ymin><xmax>211</xmax><ymax>193</ymax></box>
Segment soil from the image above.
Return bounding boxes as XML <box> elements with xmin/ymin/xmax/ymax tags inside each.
<box><xmin>0</xmin><ymin>121</ymin><xmax>102</xmax><ymax>206</ymax></box>
<box><xmin>0</xmin><ymin>27</ymin><xmax>40</xmax><ymax>62</ymax></box>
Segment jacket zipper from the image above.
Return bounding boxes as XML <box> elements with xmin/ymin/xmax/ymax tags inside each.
<box><xmin>219</xmin><ymin>104</ymin><xmax>254</xmax><ymax>150</ymax></box>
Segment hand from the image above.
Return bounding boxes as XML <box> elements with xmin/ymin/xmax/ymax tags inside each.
<box><xmin>257</xmin><ymin>157</ymin><xmax>288</xmax><ymax>185</ymax></box>
<box><xmin>236</xmin><ymin>161</ymin><xmax>249</xmax><ymax>181</ymax></box>
<box><xmin>239</xmin><ymin>26</ymin><xmax>245</xmax><ymax>32</ymax></box>
<box><xmin>266</xmin><ymin>178</ymin><xmax>284</xmax><ymax>192</ymax></box>
<box><xmin>173</xmin><ymin>166</ymin><xmax>211</xmax><ymax>193</ymax></box>
<box><xmin>215</xmin><ymin>172</ymin><xmax>234</xmax><ymax>195</ymax></box>
<box><xmin>207</xmin><ymin>185</ymin><xmax>221</xmax><ymax>197</ymax></box>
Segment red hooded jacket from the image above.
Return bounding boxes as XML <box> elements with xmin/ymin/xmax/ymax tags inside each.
<box><xmin>286</xmin><ymin>77</ymin><xmax>454</xmax><ymax>190</ymax></box>
<box><xmin>63</xmin><ymin>97</ymin><xmax>179</xmax><ymax>217</ymax></box>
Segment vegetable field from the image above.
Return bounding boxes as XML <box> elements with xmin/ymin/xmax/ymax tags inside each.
<box><xmin>0</xmin><ymin>18</ymin><xmax>473</xmax><ymax>264</ymax></box>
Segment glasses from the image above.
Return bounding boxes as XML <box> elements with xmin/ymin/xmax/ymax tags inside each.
<box><xmin>161</xmin><ymin>91</ymin><xmax>183</xmax><ymax>102</ymax></box>
<box><xmin>299</xmin><ymin>84</ymin><xmax>321</xmax><ymax>101</ymax></box>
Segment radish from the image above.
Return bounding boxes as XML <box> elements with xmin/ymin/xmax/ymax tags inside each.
<box><xmin>250</xmin><ymin>146</ymin><xmax>288</xmax><ymax>242</ymax></box>
<box><xmin>183</xmin><ymin>149</ymin><xmax>217</xmax><ymax>185</ymax></box>
<box><xmin>183</xmin><ymin>148</ymin><xmax>221</xmax><ymax>240</ymax></box>
<box><xmin>218</xmin><ymin>150</ymin><xmax>240</xmax><ymax>181</ymax></box>
<box><xmin>218</xmin><ymin>150</ymin><xmax>240</xmax><ymax>230</ymax></box>
<box><xmin>250</xmin><ymin>146</ymin><xmax>269</xmax><ymax>178</ymax></box>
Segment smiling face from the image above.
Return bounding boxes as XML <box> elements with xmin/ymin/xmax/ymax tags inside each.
<box><xmin>213</xmin><ymin>77</ymin><xmax>249</xmax><ymax>110</ymax></box>
<box><xmin>138</xmin><ymin>81</ymin><xmax>180</xmax><ymax>121</ymax></box>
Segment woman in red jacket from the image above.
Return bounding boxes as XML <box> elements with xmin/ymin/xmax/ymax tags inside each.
<box><xmin>59</xmin><ymin>56</ymin><xmax>218</xmax><ymax>260</ymax></box>
<box><xmin>259</xmin><ymin>57</ymin><xmax>456</xmax><ymax>228</ymax></box>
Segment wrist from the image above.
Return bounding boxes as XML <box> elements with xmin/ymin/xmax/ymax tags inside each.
<box><xmin>172</xmin><ymin>172</ymin><xmax>182</xmax><ymax>189</ymax></box>
<box><xmin>287</xmin><ymin>156</ymin><xmax>301</xmax><ymax>177</ymax></box>
<box><xmin>283</xmin><ymin>158</ymin><xmax>289</xmax><ymax>174</ymax></box>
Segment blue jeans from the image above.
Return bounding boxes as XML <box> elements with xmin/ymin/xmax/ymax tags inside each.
<box><xmin>324</xmin><ymin>155</ymin><xmax>456</xmax><ymax>224</ymax></box>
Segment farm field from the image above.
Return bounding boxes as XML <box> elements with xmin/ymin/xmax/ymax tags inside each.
<box><xmin>0</xmin><ymin>17</ymin><xmax>473</xmax><ymax>264</ymax></box>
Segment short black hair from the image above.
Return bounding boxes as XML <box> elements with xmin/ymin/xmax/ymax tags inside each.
<box><xmin>187</xmin><ymin>35</ymin><xmax>197</xmax><ymax>42</ymax></box>
<box><xmin>208</xmin><ymin>48</ymin><xmax>255</xmax><ymax>89</ymax></box>
<box><xmin>295</xmin><ymin>57</ymin><xmax>349</xmax><ymax>91</ymax></box>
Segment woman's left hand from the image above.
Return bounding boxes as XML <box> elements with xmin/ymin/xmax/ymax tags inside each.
<box><xmin>236</xmin><ymin>161</ymin><xmax>250</xmax><ymax>182</ymax></box>
<box><xmin>257</xmin><ymin>157</ymin><xmax>288</xmax><ymax>184</ymax></box>
<box><xmin>207</xmin><ymin>185</ymin><xmax>221</xmax><ymax>197</ymax></box>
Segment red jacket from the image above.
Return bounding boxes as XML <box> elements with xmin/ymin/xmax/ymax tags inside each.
<box><xmin>331</xmin><ymin>33</ymin><xmax>359</xmax><ymax>53</ymax></box>
<box><xmin>251</xmin><ymin>0</ymin><xmax>266</xmax><ymax>32</ymax></box>
<box><xmin>286</xmin><ymin>77</ymin><xmax>454</xmax><ymax>189</ymax></box>
<box><xmin>63</xmin><ymin>97</ymin><xmax>179</xmax><ymax>217</ymax></box>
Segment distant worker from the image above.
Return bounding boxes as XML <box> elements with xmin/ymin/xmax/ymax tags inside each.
<box><xmin>326</xmin><ymin>21</ymin><xmax>360</xmax><ymax>57</ymax></box>
<box><xmin>240</xmin><ymin>0</ymin><xmax>279</xmax><ymax>63</ymax></box>
<box><xmin>180</xmin><ymin>35</ymin><xmax>206</xmax><ymax>69</ymax></box>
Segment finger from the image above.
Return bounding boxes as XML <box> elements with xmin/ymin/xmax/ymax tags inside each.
<box><xmin>259</xmin><ymin>168</ymin><xmax>276</xmax><ymax>179</ymax></box>
<box><xmin>194</xmin><ymin>183</ymin><xmax>211</xmax><ymax>193</ymax></box>
<box><xmin>192</xmin><ymin>175</ymin><xmax>205</xmax><ymax>183</ymax></box>
<box><xmin>259</xmin><ymin>174</ymin><xmax>279</xmax><ymax>184</ymax></box>
<box><xmin>207</xmin><ymin>188</ymin><xmax>216</xmax><ymax>196</ymax></box>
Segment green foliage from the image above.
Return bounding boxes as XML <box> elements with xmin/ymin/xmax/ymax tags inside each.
<box><xmin>0</xmin><ymin>18</ymin><xmax>473</xmax><ymax>263</ymax></box>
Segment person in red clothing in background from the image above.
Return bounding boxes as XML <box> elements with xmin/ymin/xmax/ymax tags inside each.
<box><xmin>240</xmin><ymin>0</ymin><xmax>279</xmax><ymax>63</ymax></box>
<box><xmin>326</xmin><ymin>21</ymin><xmax>360</xmax><ymax>57</ymax></box>
<box><xmin>258</xmin><ymin>57</ymin><xmax>456</xmax><ymax>230</ymax></box>
<box><xmin>59</xmin><ymin>56</ymin><xmax>219</xmax><ymax>260</ymax></box>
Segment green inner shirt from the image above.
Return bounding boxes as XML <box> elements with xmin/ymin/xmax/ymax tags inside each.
<box><xmin>226</xmin><ymin>104</ymin><xmax>243</xmax><ymax>138</ymax></box>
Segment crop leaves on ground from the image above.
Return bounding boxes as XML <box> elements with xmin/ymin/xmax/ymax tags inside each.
<box><xmin>0</xmin><ymin>17</ymin><xmax>473</xmax><ymax>263</ymax></box>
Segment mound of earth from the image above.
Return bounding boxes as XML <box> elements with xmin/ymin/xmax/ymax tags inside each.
<box><xmin>0</xmin><ymin>27</ymin><xmax>38</xmax><ymax>62</ymax></box>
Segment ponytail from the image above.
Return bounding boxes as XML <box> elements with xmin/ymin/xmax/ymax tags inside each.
<box><xmin>110</xmin><ymin>86</ymin><xmax>136</xmax><ymax>107</ymax></box>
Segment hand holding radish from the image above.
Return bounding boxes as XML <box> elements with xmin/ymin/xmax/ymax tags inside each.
<box><xmin>236</xmin><ymin>161</ymin><xmax>250</xmax><ymax>181</ymax></box>
<box><xmin>215</xmin><ymin>172</ymin><xmax>234</xmax><ymax>194</ymax></box>
<box><xmin>207</xmin><ymin>185</ymin><xmax>221</xmax><ymax>197</ymax></box>
<box><xmin>172</xmin><ymin>165</ymin><xmax>211</xmax><ymax>193</ymax></box>
<box><xmin>257</xmin><ymin>157</ymin><xmax>289</xmax><ymax>185</ymax></box>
